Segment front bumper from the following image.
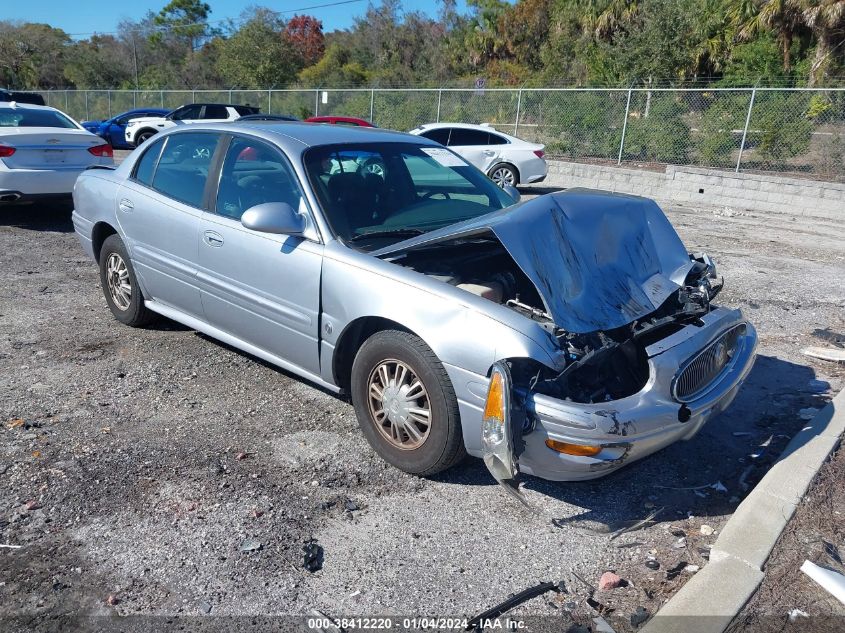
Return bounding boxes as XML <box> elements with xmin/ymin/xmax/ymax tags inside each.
<box><xmin>517</xmin><ymin>308</ymin><xmax>757</xmax><ymax>481</ymax></box>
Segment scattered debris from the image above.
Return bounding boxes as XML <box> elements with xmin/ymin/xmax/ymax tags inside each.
<box><xmin>673</xmin><ymin>537</ymin><xmax>687</xmax><ymax>549</ymax></box>
<box><xmin>344</xmin><ymin>499</ymin><xmax>359</xmax><ymax>512</ymax></box>
<box><xmin>6</xmin><ymin>418</ymin><xmax>24</xmax><ymax>429</ymax></box>
<box><xmin>303</xmin><ymin>539</ymin><xmax>324</xmax><ymax>572</ymax></box>
<box><xmin>239</xmin><ymin>538</ymin><xmax>262</xmax><ymax>553</ymax></box>
<box><xmin>310</xmin><ymin>609</ymin><xmax>344</xmax><ymax>632</ymax></box>
<box><xmin>465</xmin><ymin>580</ymin><xmax>564</xmax><ymax>630</ymax></box>
<box><xmin>739</xmin><ymin>464</ymin><xmax>755</xmax><ymax>491</ymax></box>
<box><xmin>571</xmin><ymin>571</ymin><xmax>596</xmax><ymax>593</ymax></box>
<box><xmin>645</xmin><ymin>560</ymin><xmax>660</xmax><ymax>571</ymax></box>
<box><xmin>823</xmin><ymin>540</ymin><xmax>843</xmax><ymax>566</ymax></box>
<box><xmin>609</xmin><ymin>507</ymin><xmax>663</xmax><ymax>541</ymax></box>
<box><xmin>31</xmin><ymin>450</ymin><xmax>41</xmax><ymax>458</ymax></box>
<box><xmin>700</xmin><ymin>525</ymin><xmax>715</xmax><ymax>536</ymax></box>
<box><xmin>592</xmin><ymin>615</ymin><xmax>617</xmax><ymax>633</ymax></box>
<box><xmin>598</xmin><ymin>571</ymin><xmax>624</xmax><ymax>590</ymax></box>
<box><xmin>788</xmin><ymin>608</ymin><xmax>810</xmax><ymax>622</ymax></box>
<box><xmin>235</xmin><ymin>452</ymin><xmax>250</xmax><ymax>461</ymax></box>
<box><xmin>800</xmin><ymin>560</ymin><xmax>845</xmax><ymax>606</ymax></box>
<box><xmin>198</xmin><ymin>600</ymin><xmax>212</xmax><ymax>614</ymax></box>
<box><xmin>0</xmin><ymin>544</ymin><xmax>22</xmax><ymax>549</ymax></box>
<box><xmin>799</xmin><ymin>408</ymin><xmax>820</xmax><ymax>421</ymax></box>
<box><xmin>684</xmin><ymin>565</ymin><xmax>700</xmax><ymax>573</ymax></box>
<box><xmin>106</xmin><ymin>594</ymin><xmax>120</xmax><ymax>606</ymax></box>
<box><xmin>666</xmin><ymin>561</ymin><xmax>687</xmax><ymax>580</ymax></box>
<box><xmin>630</xmin><ymin>606</ymin><xmax>650</xmax><ymax>628</ymax></box>
<box><xmin>24</xmin><ymin>500</ymin><xmax>42</xmax><ymax>511</ymax></box>
<box><xmin>801</xmin><ymin>347</ymin><xmax>845</xmax><ymax>364</ymax></box>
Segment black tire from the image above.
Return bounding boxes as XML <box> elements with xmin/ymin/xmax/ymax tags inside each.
<box><xmin>351</xmin><ymin>330</ymin><xmax>466</xmax><ymax>476</ymax></box>
<box><xmin>487</xmin><ymin>162</ymin><xmax>519</xmax><ymax>188</ymax></box>
<box><xmin>136</xmin><ymin>130</ymin><xmax>156</xmax><ymax>145</ymax></box>
<box><xmin>98</xmin><ymin>234</ymin><xmax>154</xmax><ymax>327</ymax></box>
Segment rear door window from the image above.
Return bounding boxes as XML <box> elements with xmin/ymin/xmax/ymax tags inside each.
<box><xmin>151</xmin><ymin>133</ymin><xmax>219</xmax><ymax>208</ymax></box>
<box><xmin>420</xmin><ymin>128</ymin><xmax>451</xmax><ymax>145</ymax></box>
<box><xmin>203</xmin><ymin>105</ymin><xmax>229</xmax><ymax>119</ymax></box>
<box><xmin>447</xmin><ymin>128</ymin><xmax>491</xmax><ymax>146</ymax></box>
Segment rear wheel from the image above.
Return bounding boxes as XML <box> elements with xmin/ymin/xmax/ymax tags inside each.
<box><xmin>99</xmin><ymin>234</ymin><xmax>153</xmax><ymax>327</ymax></box>
<box><xmin>351</xmin><ymin>330</ymin><xmax>466</xmax><ymax>476</ymax></box>
<box><xmin>136</xmin><ymin>130</ymin><xmax>156</xmax><ymax>145</ymax></box>
<box><xmin>488</xmin><ymin>163</ymin><xmax>519</xmax><ymax>187</ymax></box>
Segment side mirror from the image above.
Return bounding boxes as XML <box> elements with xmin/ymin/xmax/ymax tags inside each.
<box><xmin>502</xmin><ymin>184</ymin><xmax>521</xmax><ymax>204</ymax></box>
<box><xmin>241</xmin><ymin>202</ymin><xmax>306</xmax><ymax>236</ymax></box>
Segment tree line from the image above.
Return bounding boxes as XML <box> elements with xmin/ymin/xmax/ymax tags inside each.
<box><xmin>1</xmin><ymin>0</ymin><xmax>844</xmax><ymax>91</ymax></box>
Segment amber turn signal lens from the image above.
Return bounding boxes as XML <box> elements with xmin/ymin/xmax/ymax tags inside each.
<box><xmin>545</xmin><ymin>439</ymin><xmax>602</xmax><ymax>457</ymax></box>
<box><xmin>483</xmin><ymin>370</ymin><xmax>506</xmax><ymax>421</ymax></box>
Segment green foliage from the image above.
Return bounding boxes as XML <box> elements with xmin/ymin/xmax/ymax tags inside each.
<box><xmin>753</xmin><ymin>93</ymin><xmax>814</xmax><ymax>161</ymax></box>
<box><xmin>695</xmin><ymin>93</ymin><xmax>751</xmax><ymax>165</ymax></box>
<box><xmin>215</xmin><ymin>10</ymin><xmax>300</xmax><ymax>88</ymax></box>
<box><xmin>623</xmin><ymin>96</ymin><xmax>691</xmax><ymax>163</ymax></box>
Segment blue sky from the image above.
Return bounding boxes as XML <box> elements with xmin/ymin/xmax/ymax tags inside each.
<box><xmin>1</xmin><ymin>1</ymin><xmax>469</xmax><ymax>37</ymax></box>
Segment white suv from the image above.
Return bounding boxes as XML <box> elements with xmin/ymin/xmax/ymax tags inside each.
<box><xmin>125</xmin><ymin>103</ymin><xmax>258</xmax><ymax>147</ymax></box>
<box><xmin>409</xmin><ymin>123</ymin><xmax>547</xmax><ymax>187</ymax></box>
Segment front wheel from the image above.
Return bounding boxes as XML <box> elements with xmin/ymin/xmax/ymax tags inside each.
<box><xmin>99</xmin><ymin>234</ymin><xmax>154</xmax><ymax>327</ymax></box>
<box><xmin>350</xmin><ymin>330</ymin><xmax>466</xmax><ymax>476</ymax></box>
<box><xmin>488</xmin><ymin>163</ymin><xmax>519</xmax><ymax>188</ymax></box>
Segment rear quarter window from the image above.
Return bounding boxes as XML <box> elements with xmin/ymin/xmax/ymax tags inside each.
<box><xmin>132</xmin><ymin>138</ymin><xmax>166</xmax><ymax>186</ymax></box>
<box><xmin>150</xmin><ymin>133</ymin><xmax>219</xmax><ymax>208</ymax></box>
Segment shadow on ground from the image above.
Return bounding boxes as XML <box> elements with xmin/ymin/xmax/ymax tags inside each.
<box><xmin>0</xmin><ymin>200</ymin><xmax>74</xmax><ymax>232</ymax></box>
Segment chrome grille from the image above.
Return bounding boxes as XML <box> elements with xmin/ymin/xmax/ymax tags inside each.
<box><xmin>674</xmin><ymin>324</ymin><xmax>746</xmax><ymax>402</ymax></box>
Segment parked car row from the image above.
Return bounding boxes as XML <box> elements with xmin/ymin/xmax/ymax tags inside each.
<box><xmin>1</xmin><ymin>90</ymin><xmax>548</xmax><ymax>205</ymax></box>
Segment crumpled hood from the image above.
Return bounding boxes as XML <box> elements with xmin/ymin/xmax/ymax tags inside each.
<box><xmin>375</xmin><ymin>189</ymin><xmax>694</xmax><ymax>333</ymax></box>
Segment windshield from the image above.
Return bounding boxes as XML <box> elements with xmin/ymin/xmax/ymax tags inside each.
<box><xmin>304</xmin><ymin>142</ymin><xmax>514</xmax><ymax>249</ymax></box>
<box><xmin>0</xmin><ymin>107</ymin><xmax>78</xmax><ymax>129</ymax></box>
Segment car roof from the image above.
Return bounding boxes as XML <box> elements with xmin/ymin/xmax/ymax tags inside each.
<box><xmin>173</xmin><ymin>120</ymin><xmax>435</xmax><ymax>150</ymax></box>
<box><xmin>0</xmin><ymin>101</ymin><xmax>61</xmax><ymax>112</ymax></box>
<box><xmin>416</xmin><ymin>122</ymin><xmax>500</xmax><ymax>132</ymax></box>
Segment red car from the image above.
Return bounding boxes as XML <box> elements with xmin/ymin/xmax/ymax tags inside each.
<box><xmin>305</xmin><ymin>116</ymin><xmax>375</xmax><ymax>127</ymax></box>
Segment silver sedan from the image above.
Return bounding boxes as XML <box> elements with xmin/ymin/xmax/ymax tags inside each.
<box><xmin>71</xmin><ymin>122</ymin><xmax>757</xmax><ymax>495</ymax></box>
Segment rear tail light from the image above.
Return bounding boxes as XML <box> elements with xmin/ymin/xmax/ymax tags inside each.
<box><xmin>533</xmin><ymin>150</ymin><xmax>545</xmax><ymax>159</ymax></box>
<box><xmin>88</xmin><ymin>143</ymin><xmax>113</xmax><ymax>158</ymax></box>
<box><xmin>0</xmin><ymin>145</ymin><xmax>16</xmax><ymax>158</ymax></box>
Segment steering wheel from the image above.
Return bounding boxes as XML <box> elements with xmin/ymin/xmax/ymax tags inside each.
<box><xmin>422</xmin><ymin>190</ymin><xmax>451</xmax><ymax>200</ymax></box>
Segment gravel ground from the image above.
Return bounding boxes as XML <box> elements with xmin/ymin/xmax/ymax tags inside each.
<box><xmin>1</xmin><ymin>174</ymin><xmax>843</xmax><ymax>632</ymax></box>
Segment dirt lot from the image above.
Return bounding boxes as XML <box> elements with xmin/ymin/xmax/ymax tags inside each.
<box><xmin>728</xmin><ymin>448</ymin><xmax>845</xmax><ymax>633</ymax></box>
<box><xmin>1</xmin><ymin>184</ymin><xmax>843</xmax><ymax>632</ymax></box>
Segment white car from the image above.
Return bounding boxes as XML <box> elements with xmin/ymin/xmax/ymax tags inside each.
<box><xmin>0</xmin><ymin>101</ymin><xmax>113</xmax><ymax>204</ymax></box>
<box><xmin>124</xmin><ymin>103</ymin><xmax>259</xmax><ymax>147</ymax></box>
<box><xmin>409</xmin><ymin>123</ymin><xmax>547</xmax><ymax>187</ymax></box>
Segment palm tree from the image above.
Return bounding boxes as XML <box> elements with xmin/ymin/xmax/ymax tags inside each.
<box><xmin>802</xmin><ymin>0</ymin><xmax>845</xmax><ymax>84</ymax></box>
<box><xmin>740</xmin><ymin>0</ymin><xmax>805</xmax><ymax>72</ymax></box>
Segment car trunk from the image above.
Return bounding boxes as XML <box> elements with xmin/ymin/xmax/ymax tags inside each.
<box><xmin>1</xmin><ymin>129</ymin><xmax>104</xmax><ymax>169</ymax></box>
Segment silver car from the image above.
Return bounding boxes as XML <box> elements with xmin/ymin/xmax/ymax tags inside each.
<box><xmin>71</xmin><ymin>122</ymin><xmax>757</xmax><ymax>493</ymax></box>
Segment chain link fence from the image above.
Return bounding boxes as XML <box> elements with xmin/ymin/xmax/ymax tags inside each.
<box><xmin>32</xmin><ymin>87</ymin><xmax>845</xmax><ymax>183</ymax></box>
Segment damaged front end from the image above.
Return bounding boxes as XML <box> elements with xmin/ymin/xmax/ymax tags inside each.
<box><xmin>377</xmin><ymin>189</ymin><xmax>757</xmax><ymax>489</ymax></box>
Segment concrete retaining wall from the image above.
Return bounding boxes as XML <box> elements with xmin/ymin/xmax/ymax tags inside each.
<box><xmin>544</xmin><ymin>161</ymin><xmax>844</xmax><ymax>220</ymax></box>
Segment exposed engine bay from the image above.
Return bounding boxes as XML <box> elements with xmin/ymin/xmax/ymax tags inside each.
<box><xmin>388</xmin><ymin>235</ymin><xmax>723</xmax><ymax>404</ymax></box>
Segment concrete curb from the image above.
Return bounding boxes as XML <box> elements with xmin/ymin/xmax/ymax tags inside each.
<box><xmin>641</xmin><ymin>389</ymin><xmax>845</xmax><ymax>633</ymax></box>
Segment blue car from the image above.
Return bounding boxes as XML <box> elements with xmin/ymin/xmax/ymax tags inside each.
<box><xmin>81</xmin><ymin>108</ymin><xmax>170</xmax><ymax>149</ymax></box>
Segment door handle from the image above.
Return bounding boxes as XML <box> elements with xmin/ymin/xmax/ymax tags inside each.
<box><xmin>118</xmin><ymin>198</ymin><xmax>134</xmax><ymax>212</ymax></box>
<box><xmin>203</xmin><ymin>230</ymin><xmax>224</xmax><ymax>247</ymax></box>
